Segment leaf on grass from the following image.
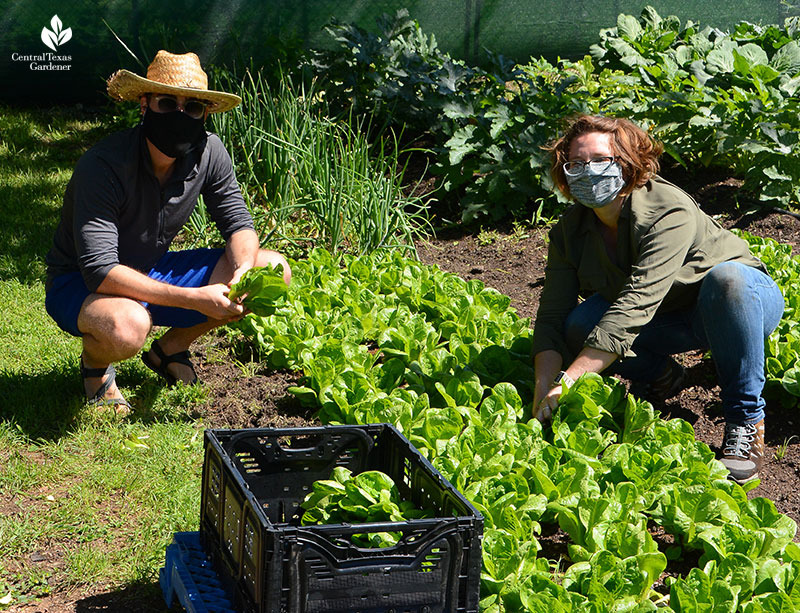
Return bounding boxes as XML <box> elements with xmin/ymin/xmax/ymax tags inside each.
<box><xmin>122</xmin><ymin>433</ymin><xmax>150</xmax><ymax>450</ymax></box>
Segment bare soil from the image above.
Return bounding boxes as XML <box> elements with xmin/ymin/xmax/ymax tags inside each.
<box><xmin>13</xmin><ymin>167</ymin><xmax>800</xmax><ymax>611</ymax></box>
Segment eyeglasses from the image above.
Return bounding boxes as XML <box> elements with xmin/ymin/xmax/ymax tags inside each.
<box><xmin>563</xmin><ymin>156</ymin><xmax>615</xmax><ymax>176</ymax></box>
<box><xmin>151</xmin><ymin>94</ymin><xmax>208</xmax><ymax>120</ymax></box>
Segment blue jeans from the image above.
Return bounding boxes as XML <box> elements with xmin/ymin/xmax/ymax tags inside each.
<box><xmin>564</xmin><ymin>262</ymin><xmax>784</xmax><ymax>425</ymax></box>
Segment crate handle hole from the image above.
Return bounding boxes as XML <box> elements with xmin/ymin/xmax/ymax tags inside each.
<box><xmin>277</xmin><ymin>434</ymin><xmax>320</xmax><ymax>449</ymax></box>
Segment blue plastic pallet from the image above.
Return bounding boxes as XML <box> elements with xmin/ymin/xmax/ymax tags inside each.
<box><xmin>160</xmin><ymin>532</ymin><xmax>236</xmax><ymax>613</ymax></box>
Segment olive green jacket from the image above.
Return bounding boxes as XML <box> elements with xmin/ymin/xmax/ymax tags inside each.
<box><xmin>532</xmin><ymin>175</ymin><xmax>765</xmax><ymax>359</ymax></box>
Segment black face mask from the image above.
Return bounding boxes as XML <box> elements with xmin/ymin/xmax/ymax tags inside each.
<box><xmin>141</xmin><ymin>108</ymin><xmax>206</xmax><ymax>159</ymax></box>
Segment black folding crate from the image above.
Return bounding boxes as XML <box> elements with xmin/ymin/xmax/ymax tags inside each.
<box><xmin>199</xmin><ymin>424</ymin><xmax>483</xmax><ymax>613</ymax></box>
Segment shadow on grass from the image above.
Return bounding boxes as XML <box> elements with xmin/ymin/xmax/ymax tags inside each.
<box><xmin>0</xmin><ymin>362</ymin><xmax>83</xmax><ymax>439</ymax></box>
<box><xmin>0</xmin><ymin>358</ymin><xmax>195</xmax><ymax>440</ymax></box>
<box><xmin>74</xmin><ymin>580</ymin><xmax>175</xmax><ymax>612</ymax></box>
<box><xmin>0</xmin><ymin>106</ymin><xmax>115</xmax><ymax>286</ymax></box>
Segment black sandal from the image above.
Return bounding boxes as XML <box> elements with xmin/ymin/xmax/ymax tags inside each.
<box><xmin>142</xmin><ymin>339</ymin><xmax>198</xmax><ymax>386</ymax></box>
<box><xmin>80</xmin><ymin>357</ymin><xmax>132</xmax><ymax>413</ymax></box>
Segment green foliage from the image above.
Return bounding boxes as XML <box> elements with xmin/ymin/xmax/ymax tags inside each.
<box><xmin>309</xmin><ymin>8</ymin><xmax>474</xmax><ymax>134</ymax></box>
<box><xmin>310</xmin><ymin>10</ymin><xmax>575</xmax><ymax>223</ymax></box>
<box><xmin>208</xmin><ymin>67</ymin><xmax>430</xmax><ymax>258</ymax></box>
<box><xmin>738</xmin><ymin>230</ymin><xmax>800</xmax><ymax>409</ymax></box>
<box><xmin>312</xmin><ymin>7</ymin><xmax>800</xmax><ymax>223</ymax></box>
<box><xmin>235</xmin><ymin>246</ymin><xmax>799</xmax><ymax>612</ymax></box>
<box><xmin>591</xmin><ymin>8</ymin><xmax>800</xmax><ymax>207</ymax></box>
<box><xmin>228</xmin><ymin>265</ymin><xmax>288</xmax><ymax>316</ymax></box>
<box><xmin>299</xmin><ymin>466</ymin><xmax>434</xmax><ymax>548</ymax></box>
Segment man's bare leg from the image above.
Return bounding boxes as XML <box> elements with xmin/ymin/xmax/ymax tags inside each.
<box><xmin>77</xmin><ymin>295</ymin><xmax>152</xmax><ymax>412</ymax></box>
<box><xmin>143</xmin><ymin>249</ymin><xmax>291</xmax><ymax>384</ymax></box>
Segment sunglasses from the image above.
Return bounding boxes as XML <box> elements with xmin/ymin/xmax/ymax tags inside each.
<box><xmin>151</xmin><ymin>94</ymin><xmax>208</xmax><ymax>120</ymax></box>
<box><xmin>563</xmin><ymin>156</ymin><xmax>615</xmax><ymax>176</ymax></box>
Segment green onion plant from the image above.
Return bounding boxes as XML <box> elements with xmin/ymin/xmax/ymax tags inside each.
<box><xmin>210</xmin><ymin>67</ymin><xmax>431</xmax><ymax>258</ymax></box>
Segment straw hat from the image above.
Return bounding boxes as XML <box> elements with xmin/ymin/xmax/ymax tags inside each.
<box><xmin>107</xmin><ymin>50</ymin><xmax>241</xmax><ymax>113</ymax></box>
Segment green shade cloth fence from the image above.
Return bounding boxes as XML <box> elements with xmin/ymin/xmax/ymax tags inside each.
<box><xmin>0</xmin><ymin>0</ymin><xmax>791</xmax><ymax>106</ymax></box>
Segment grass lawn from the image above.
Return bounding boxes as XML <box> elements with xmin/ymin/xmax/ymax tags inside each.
<box><xmin>0</xmin><ymin>106</ymin><xmax>208</xmax><ymax>609</ymax></box>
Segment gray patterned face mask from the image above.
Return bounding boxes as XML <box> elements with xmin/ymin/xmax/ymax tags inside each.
<box><xmin>565</xmin><ymin>161</ymin><xmax>626</xmax><ymax>209</ymax></box>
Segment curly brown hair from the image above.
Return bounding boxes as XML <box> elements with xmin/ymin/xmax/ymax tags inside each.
<box><xmin>546</xmin><ymin>115</ymin><xmax>663</xmax><ymax>201</ymax></box>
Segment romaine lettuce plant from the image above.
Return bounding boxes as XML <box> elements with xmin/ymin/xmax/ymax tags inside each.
<box><xmin>300</xmin><ymin>466</ymin><xmax>434</xmax><ymax>547</ymax></box>
<box><xmin>227</xmin><ymin>265</ymin><xmax>288</xmax><ymax>316</ymax></box>
<box><xmin>232</xmin><ymin>246</ymin><xmax>799</xmax><ymax>611</ymax></box>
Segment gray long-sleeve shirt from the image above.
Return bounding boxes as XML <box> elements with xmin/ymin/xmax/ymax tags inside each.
<box><xmin>45</xmin><ymin>125</ymin><xmax>254</xmax><ymax>292</ymax></box>
<box><xmin>532</xmin><ymin>175</ymin><xmax>765</xmax><ymax>359</ymax></box>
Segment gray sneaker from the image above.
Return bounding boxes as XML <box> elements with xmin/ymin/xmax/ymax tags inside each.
<box><xmin>721</xmin><ymin>419</ymin><xmax>765</xmax><ymax>484</ymax></box>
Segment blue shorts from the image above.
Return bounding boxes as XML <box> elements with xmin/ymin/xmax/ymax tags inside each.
<box><xmin>45</xmin><ymin>248</ymin><xmax>225</xmax><ymax>337</ymax></box>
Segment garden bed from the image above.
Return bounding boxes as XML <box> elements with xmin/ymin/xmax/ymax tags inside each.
<box><xmin>190</xmin><ymin>163</ymin><xmax>800</xmax><ymax>533</ymax></box>
<box><xmin>414</xmin><ymin>207</ymin><xmax>800</xmax><ymax>532</ymax></box>
<box><xmin>10</xmin><ymin>178</ymin><xmax>800</xmax><ymax>613</ymax></box>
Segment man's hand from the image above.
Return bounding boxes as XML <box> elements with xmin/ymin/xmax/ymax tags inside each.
<box><xmin>225</xmin><ymin>228</ymin><xmax>259</xmax><ymax>289</ymax></box>
<box><xmin>227</xmin><ymin>265</ymin><xmax>256</xmax><ymax>316</ymax></box>
<box><xmin>229</xmin><ymin>264</ymin><xmax>252</xmax><ymax>289</ymax></box>
<box><xmin>189</xmin><ymin>283</ymin><xmax>246</xmax><ymax>321</ymax></box>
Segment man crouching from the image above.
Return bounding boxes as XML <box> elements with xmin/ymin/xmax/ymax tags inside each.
<box><xmin>45</xmin><ymin>50</ymin><xmax>290</xmax><ymax>414</ymax></box>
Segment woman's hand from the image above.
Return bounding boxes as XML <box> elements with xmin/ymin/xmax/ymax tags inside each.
<box><xmin>533</xmin><ymin>350</ymin><xmax>564</xmax><ymax>423</ymax></box>
<box><xmin>535</xmin><ymin>384</ymin><xmax>563</xmax><ymax>423</ymax></box>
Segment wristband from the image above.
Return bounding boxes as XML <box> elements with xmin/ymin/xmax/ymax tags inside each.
<box><xmin>554</xmin><ymin>370</ymin><xmax>574</xmax><ymax>388</ymax></box>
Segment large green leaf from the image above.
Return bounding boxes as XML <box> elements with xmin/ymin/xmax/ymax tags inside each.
<box><xmin>445</xmin><ymin>124</ymin><xmax>478</xmax><ymax>165</ymax></box>
<box><xmin>617</xmin><ymin>13</ymin><xmax>643</xmax><ymax>41</ymax></box>
<box><xmin>228</xmin><ymin>265</ymin><xmax>288</xmax><ymax>316</ymax></box>
<box><xmin>737</xmin><ymin>43</ymin><xmax>770</xmax><ymax>68</ymax></box>
<box><xmin>781</xmin><ymin>365</ymin><xmax>800</xmax><ymax>397</ymax></box>
<box><xmin>707</xmin><ymin>42</ymin><xmax>736</xmax><ymax>74</ymax></box>
<box><xmin>772</xmin><ymin>41</ymin><xmax>800</xmax><ymax>74</ymax></box>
